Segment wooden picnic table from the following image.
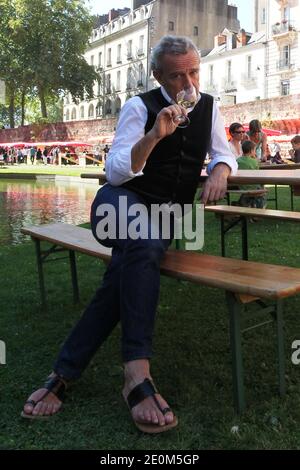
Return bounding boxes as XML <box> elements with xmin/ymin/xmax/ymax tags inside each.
<box><xmin>259</xmin><ymin>163</ymin><xmax>300</xmax><ymax>170</ymax></box>
<box><xmin>81</xmin><ymin>169</ymin><xmax>300</xmax><ymax>186</ymax></box>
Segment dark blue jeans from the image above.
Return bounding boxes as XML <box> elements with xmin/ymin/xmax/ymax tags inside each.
<box><xmin>54</xmin><ymin>184</ymin><xmax>173</xmax><ymax>379</ymax></box>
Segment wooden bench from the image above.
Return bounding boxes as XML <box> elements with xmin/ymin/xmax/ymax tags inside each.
<box><xmin>21</xmin><ymin>222</ymin><xmax>300</xmax><ymax>414</ymax></box>
<box><xmin>206</xmin><ymin>205</ymin><xmax>300</xmax><ymax>260</ymax></box>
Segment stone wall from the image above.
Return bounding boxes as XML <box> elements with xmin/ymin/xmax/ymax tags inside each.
<box><xmin>0</xmin><ymin>117</ymin><xmax>117</xmax><ymax>144</ymax></box>
<box><xmin>220</xmin><ymin>94</ymin><xmax>300</xmax><ymax>134</ymax></box>
<box><xmin>1</xmin><ymin>94</ymin><xmax>300</xmax><ymax>144</ymax></box>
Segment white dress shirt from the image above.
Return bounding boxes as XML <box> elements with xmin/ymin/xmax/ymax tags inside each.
<box><xmin>106</xmin><ymin>87</ymin><xmax>237</xmax><ymax>186</ymax></box>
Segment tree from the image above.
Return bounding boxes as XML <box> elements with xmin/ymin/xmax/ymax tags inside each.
<box><xmin>0</xmin><ymin>0</ymin><xmax>98</xmax><ymax>124</ymax></box>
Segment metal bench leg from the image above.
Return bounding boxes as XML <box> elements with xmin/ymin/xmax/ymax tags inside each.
<box><xmin>241</xmin><ymin>216</ymin><xmax>248</xmax><ymax>260</ymax></box>
<box><xmin>275</xmin><ymin>299</ymin><xmax>286</xmax><ymax>397</ymax></box>
<box><xmin>221</xmin><ymin>215</ymin><xmax>226</xmax><ymax>257</ymax></box>
<box><xmin>290</xmin><ymin>186</ymin><xmax>294</xmax><ymax>211</ymax></box>
<box><xmin>69</xmin><ymin>250</ymin><xmax>79</xmax><ymax>303</ymax></box>
<box><xmin>34</xmin><ymin>238</ymin><xmax>47</xmax><ymax>307</ymax></box>
<box><xmin>226</xmin><ymin>291</ymin><xmax>245</xmax><ymax>413</ymax></box>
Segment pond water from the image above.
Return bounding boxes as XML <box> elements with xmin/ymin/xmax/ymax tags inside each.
<box><xmin>0</xmin><ymin>179</ymin><xmax>98</xmax><ymax>245</ymax></box>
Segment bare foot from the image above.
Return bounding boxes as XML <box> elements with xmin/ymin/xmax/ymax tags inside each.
<box><xmin>122</xmin><ymin>359</ymin><xmax>175</xmax><ymax>427</ymax></box>
<box><xmin>22</xmin><ymin>373</ymin><xmax>67</xmax><ymax>418</ymax></box>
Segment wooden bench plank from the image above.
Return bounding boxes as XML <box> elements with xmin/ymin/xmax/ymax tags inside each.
<box><xmin>21</xmin><ymin>222</ymin><xmax>300</xmax><ymax>300</ymax></box>
<box><xmin>205</xmin><ymin>205</ymin><xmax>300</xmax><ymax>222</ymax></box>
<box><xmin>22</xmin><ymin>221</ymin><xmax>298</xmax><ymax>413</ymax></box>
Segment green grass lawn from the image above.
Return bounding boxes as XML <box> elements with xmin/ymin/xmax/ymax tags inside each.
<box><xmin>1</xmin><ymin>186</ymin><xmax>300</xmax><ymax>450</ymax></box>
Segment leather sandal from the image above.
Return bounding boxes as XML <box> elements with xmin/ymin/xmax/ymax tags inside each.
<box><xmin>125</xmin><ymin>378</ymin><xmax>178</xmax><ymax>433</ymax></box>
<box><xmin>21</xmin><ymin>375</ymin><xmax>67</xmax><ymax>419</ymax></box>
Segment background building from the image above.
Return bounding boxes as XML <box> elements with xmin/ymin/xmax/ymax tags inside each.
<box><xmin>63</xmin><ymin>0</ymin><xmax>240</xmax><ymax>121</ymax></box>
<box><xmin>201</xmin><ymin>0</ymin><xmax>300</xmax><ymax>104</ymax></box>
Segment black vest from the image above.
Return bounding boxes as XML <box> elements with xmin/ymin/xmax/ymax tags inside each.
<box><xmin>122</xmin><ymin>88</ymin><xmax>213</xmax><ymax>205</ymax></box>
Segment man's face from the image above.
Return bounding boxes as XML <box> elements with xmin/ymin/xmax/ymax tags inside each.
<box><xmin>153</xmin><ymin>50</ymin><xmax>200</xmax><ymax>102</ymax></box>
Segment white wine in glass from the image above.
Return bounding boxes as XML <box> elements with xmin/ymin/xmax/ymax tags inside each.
<box><xmin>175</xmin><ymin>86</ymin><xmax>198</xmax><ymax>128</ymax></box>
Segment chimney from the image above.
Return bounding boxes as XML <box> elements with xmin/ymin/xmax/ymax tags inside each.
<box><xmin>236</xmin><ymin>29</ymin><xmax>247</xmax><ymax>47</ymax></box>
<box><xmin>214</xmin><ymin>34</ymin><xmax>226</xmax><ymax>48</ymax></box>
<box><xmin>108</xmin><ymin>9</ymin><xmax>119</xmax><ymax>22</ymax></box>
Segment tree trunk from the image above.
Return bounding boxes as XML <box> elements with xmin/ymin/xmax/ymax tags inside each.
<box><xmin>8</xmin><ymin>87</ymin><xmax>15</xmax><ymax>129</ymax></box>
<box><xmin>38</xmin><ymin>86</ymin><xmax>47</xmax><ymax>118</ymax></box>
<box><xmin>21</xmin><ymin>89</ymin><xmax>26</xmax><ymax>126</ymax></box>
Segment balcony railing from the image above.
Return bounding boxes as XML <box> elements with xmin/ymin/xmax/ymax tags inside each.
<box><xmin>272</xmin><ymin>20</ymin><xmax>296</xmax><ymax>36</ymax></box>
<box><xmin>222</xmin><ymin>79</ymin><xmax>237</xmax><ymax>92</ymax></box>
<box><xmin>204</xmin><ymin>82</ymin><xmax>218</xmax><ymax>93</ymax></box>
<box><xmin>241</xmin><ymin>73</ymin><xmax>258</xmax><ymax>87</ymax></box>
<box><xmin>276</xmin><ymin>60</ymin><xmax>294</xmax><ymax>70</ymax></box>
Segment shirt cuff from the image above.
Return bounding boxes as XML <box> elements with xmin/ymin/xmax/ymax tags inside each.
<box><xmin>206</xmin><ymin>156</ymin><xmax>238</xmax><ymax>175</ymax></box>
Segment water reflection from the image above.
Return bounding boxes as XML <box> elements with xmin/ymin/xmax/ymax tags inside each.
<box><xmin>0</xmin><ymin>179</ymin><xmax>98</xmax><ymax>245</ymax></box>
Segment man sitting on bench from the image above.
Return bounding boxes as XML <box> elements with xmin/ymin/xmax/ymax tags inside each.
<box><xmin>22</xmin><ymin>35</ymin><xmax>237</xmax><ymax>433</ymax></box>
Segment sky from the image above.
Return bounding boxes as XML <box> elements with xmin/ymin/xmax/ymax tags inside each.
<box><xmin>85</xmin><ymin>1</ymin><xmax>254</xmax><ymax>32</ymax></box>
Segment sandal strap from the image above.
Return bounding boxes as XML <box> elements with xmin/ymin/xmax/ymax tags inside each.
<box><xmin>44</xmin><ymin>375</ymin><xmax>66</xmax><ymax>402</ymax></box>
<box><xmin>127</xmin><ymin>378</ymin><xmax>159</xmax><ymax>410</ymax></box>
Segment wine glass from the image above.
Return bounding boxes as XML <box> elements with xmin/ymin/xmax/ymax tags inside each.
<box><xmin>174</xmin><ymin>85</ymin><xmax>198</xmax><ymax>128</ymax></box>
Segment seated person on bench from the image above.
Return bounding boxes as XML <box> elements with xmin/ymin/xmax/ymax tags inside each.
<box><xmin>21</xmin><ymin>35</ymin><xmax>237</xmax><ymax>433</ymax></box>
<box><xmin>236</xmin><ymin>140</ymin><xmax>267</xmax><ymax>209</ymax></box>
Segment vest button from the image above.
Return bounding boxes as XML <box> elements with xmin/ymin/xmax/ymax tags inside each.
<box><xmin>180</xmin><ymin>150</ymin><xmax>185</xmax><ymax>157</ymax></box>
<box><xmin>182</xmin><ymin>136</ymin><xmax>187</xmax><ymax>142</ymax></box>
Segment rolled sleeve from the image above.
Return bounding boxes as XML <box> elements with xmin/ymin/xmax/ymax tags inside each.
<box><xmin>105</xmin><ymin>97</ymin><xmax>148</xmax><ymax>186</ymax></box>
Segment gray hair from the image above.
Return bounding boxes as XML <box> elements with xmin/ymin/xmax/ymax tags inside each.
<box><xmin>151</xmin><ymin>35</ymin><xmax>199</xmax><ymax>72</ymax></box>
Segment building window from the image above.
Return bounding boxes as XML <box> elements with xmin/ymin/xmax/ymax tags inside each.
<box><xmin>106</xmin><ymin>74</ymin><xmax>111</xmax><ymax>94</ymax></box>
<box><xmin>80</xmin><ymin>106</ymin><xmax>84</xmax><ymax>119</ymax></box>
<box><xmin>138</xmin><ymin>63</ymin><xmax>144</xmax><ymax>86</ymax></box>
<box><xmin>281</xmin><ymin>79</ymin><xmax>290</xmax><ymax>96</ymax></box>
<box><xmin>115</xmin><ymin>97</ymin><xmax>121</xmax><ymax>115</ymax></box>
<box><xmin>194</xmin><ymin>26</ymin><xmax>198</xmax><ymax>36</ymax></box>
<box><xmin>227</xmin><ymin>60</ymin><xmax>232</xmax><ymax>83</ymax></box>
<box><xmin>107</xmin><ymin>48</ymin><xmax>112</xmax><ymax>67</ymax></box>
<box><xmin>88</xmin><ymin>104</ymin><xmax>94</xmax><ymax>118</ymax></box>
<box><xmin>117</xmin><ymin>44</ymin><xmax>122</xmax><ymax>63</ymax></box>
<box><xmin>127</xmin><ymin>67</ymin><xmax>133</xmax><ymax>89</ymax></box>
<box><xmin>96</xmin><ymin>102</ymin><xmax>102</xmax><ymax>117</ymax></box>
<box><xmin>283</xmin><ymin>6</ymin><xmax>290</xmax><ymax>21</ymax></box>
<box><xmin>247</xmin><ymin>56</ymin><xmax>252</xmax><ymax>78</ymax></box>
<box><xmin>138</xmin><ymin>35</ymin><xmax>144</xmax><ymax>55</ymax></box>
<box><xmin>71</xmin><ymin>108</ymin><xmax>77</xmax><ymax>120</ymax></box>
<box><xmin>116</xmin><ymin>71</ymin><xmax>121</xmax><ymax>91</ymax></box>
<box><xmin>98</xmin><ymin>52</ymin><xmax>102</xmax><ymax>69</ymax></box>
<box><xmin>90</xmin><ymin>55</ymin><xmax>94</xmax><ymax>67</ymax></box>
<box><xmin>169</xmin><ymin>21</ymin><xmax>174</xmax><ymax>31</ymax></box>
<box><xmin>65</xmin><ymin>109</ymin><xmax>70</xmax><ymax>121</ymax></box>
<box><xmin>209</xmin><ymin>65</ymin><xmax>214</xmax><ymax>86</ymax></box>
<box><xmin>127</xmin><ymin>40</ymin><xmax>133</xmax><ymax>59</ymax></box>
<box><xmin>105</xmin><ymin>99</ymin><xmax>112</xmax><ymax>115</ymax></box>
<box><xmin>261</xmin><ymin>8</ymin><xmax>266</xmax><ymax>24</ymax></box>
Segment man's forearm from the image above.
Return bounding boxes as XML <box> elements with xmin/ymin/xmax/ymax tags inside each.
<box><xmin>131</xmin><ymin>129</ymin><xmax>161</xmax><ymax>174</ymax></box>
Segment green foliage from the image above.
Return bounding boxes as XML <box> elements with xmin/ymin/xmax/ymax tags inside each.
<box><xmin>0</xmin><ymin>0</ymin><xmax>98</xmax><ymax>124</ymax></box>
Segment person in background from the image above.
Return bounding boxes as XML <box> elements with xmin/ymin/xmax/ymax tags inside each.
<box><xmin>246</xmin><ymin>119</ymin><xmax>267</xmax><ymax>162</ymax></box>
<box><xmin>289</xmin><ymin>135</ymin><xmax>300</xmax><ymax>163</ymax></box>
<box><xmin>236</xmin><ymin>140</ymin><xmax>267</xmax><ymax>209</ymax></box>
<box><xmin>30</xmin><ymin>146</ymin><xmax>36</xmax><ymax>165</ymax></box>
<box><xmin>228</xmin><ymin>122</ymin><xmax>245</xmax><ymax>159</ymax></box>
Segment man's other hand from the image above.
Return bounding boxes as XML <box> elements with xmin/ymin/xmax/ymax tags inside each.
<box><xmin>200</xmin><ymin>163</ymin><xmax>231</xmax><ymax>204</ymax></box>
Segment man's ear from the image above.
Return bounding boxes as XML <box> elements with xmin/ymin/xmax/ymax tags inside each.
<box><xmin>153</xmin><ymin>69</ymin><xmax>162</xmax><ymax>85</ymax></box>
